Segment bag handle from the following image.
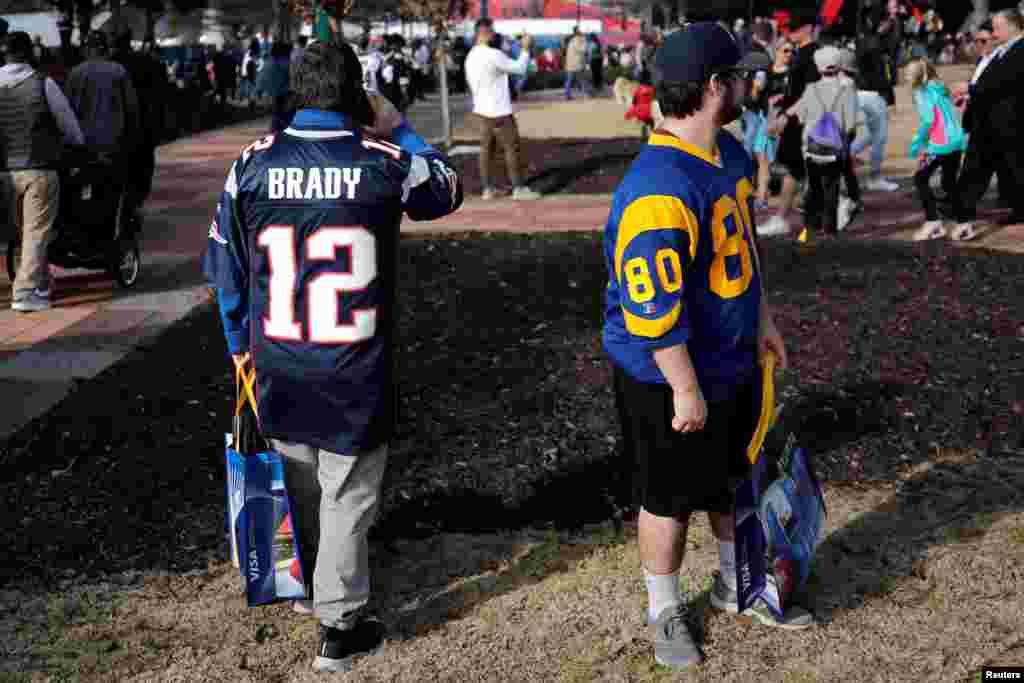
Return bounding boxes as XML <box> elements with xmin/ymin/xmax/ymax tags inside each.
<box><xmin>235</xmin><ymin>361</ymin><xmax>259</xmax><ymax>419</ymax></box>
<box><xmin>233</xmin><ymin>361</ymin><xmax>259</xmax><ymax>449</ymax></box>
<box><xmin>746</xmin><ymin>352</ymin><xmax>777</xmax><ymax>464</ymax></box>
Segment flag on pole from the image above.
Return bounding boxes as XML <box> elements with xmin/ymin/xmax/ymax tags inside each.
<box><xmin>819</xmin><ymin>0</ymin><xmax>845</xmax><ymax>26</ymax></box>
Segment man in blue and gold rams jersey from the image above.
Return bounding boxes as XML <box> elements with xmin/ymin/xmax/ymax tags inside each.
<box><xmin>602</xmin><ymin>23</ymin><xmax>808</xmax><ymax>671</ymax></box>
<box><xmin>203</xmin><ymin>41</ymin><xmax>462</xmax><ymax>674</ymax></box>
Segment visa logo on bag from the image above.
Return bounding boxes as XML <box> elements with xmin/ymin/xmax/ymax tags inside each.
<box><xmin>248</xmin><ymin>548</ymin><xmax>262</xmax><ymax>584</ymax></box>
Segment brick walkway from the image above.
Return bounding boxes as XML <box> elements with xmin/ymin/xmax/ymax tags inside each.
<box><xmin>2</xmin><ymin>74</ymin><xmax>1021</xmax><ymax>437</ymax></box>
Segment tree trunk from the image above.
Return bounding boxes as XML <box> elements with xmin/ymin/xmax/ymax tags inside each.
<box><xmin>110</xmin><ymin>0</ymin><xmax>121</xmax><ymax>37</ymax></box>
<box><xmin>76</xmin><ymin>0</ymin><xmax>93</xmax><ymax>46</ymax></box>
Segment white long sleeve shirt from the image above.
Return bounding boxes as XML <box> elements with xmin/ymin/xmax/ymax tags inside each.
<box><xmin>464</xmin><ymin>43</ymin><xmax>530</xmax><ymax>118</ymax></box>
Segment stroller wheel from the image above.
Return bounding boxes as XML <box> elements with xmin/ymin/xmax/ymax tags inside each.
<box><xmin>110</xmin><ymin>238</ymin><xmax>140</xmax><ymax>288</ymax></box>
<box><xmin>5</xmin><ymin>240</ymin><xmax>20</xmax><ymax>281</ymax></box>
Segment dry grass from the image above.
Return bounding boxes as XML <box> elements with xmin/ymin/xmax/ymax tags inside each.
<box><xmin>4</xmin><ymin>453</ymin><xmax>1022</xmax><ymax>683</ymax></box>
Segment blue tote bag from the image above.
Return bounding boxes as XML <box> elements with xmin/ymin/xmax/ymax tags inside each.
<box><xmin>735</xmin><ymin>354</ymin><xmax>827</xmax><ymax>618</ymax></box>
<box><xmin>225</xmin><ymin>361</ymin><xmax>309</xmax><ymax>607</ymax></box>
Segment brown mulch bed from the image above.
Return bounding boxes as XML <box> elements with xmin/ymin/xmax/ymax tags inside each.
<box><xmin>449</xmin><ymin>137</ymin><xmax>642</xmax><ymax>196</ymax></box>
<box><xmin>0</xmin><ymin>234</ymin><xmax>1022</xmax><ymax>591</ymax></box>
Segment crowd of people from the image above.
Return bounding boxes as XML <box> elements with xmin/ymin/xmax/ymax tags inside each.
<box><xmin>0</xmin><ymin>27</ymin><xmax>165</xmax><ymax>311</ymax></box>
<box><xmin>737</xmin><ymin>6</ymin><xmax>1024</xmax><ymax>243</ymax></box>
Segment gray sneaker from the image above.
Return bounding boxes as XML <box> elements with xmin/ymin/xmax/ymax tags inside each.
<box><xmin>481</xmin><ymin>187</ymin><xmax>497</xmax><ymax>201</ymax></box>
<box><xmin>12</xmin><ymin>288</ymin><xmax>51</xmax><ymax>312</ymax></box>
<box><xmin>709</xmin><ymin>571</ymin><xmax>739</xmax><ymax>614</ymax></box>
<box><xmin>650</xmin><ymin>603</ymin><xmax>703</xmax><ymax>670</ymax></box>
<box><xmin>710</xmin><ymin>571</ymin><xmax>814</xmax><ymax>629</ymax></box>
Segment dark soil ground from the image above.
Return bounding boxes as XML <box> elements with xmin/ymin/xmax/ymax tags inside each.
<box><xmin>448</xmin><ymin>137</ymin><xmax>642</xmax><ymax>196</ymax></box>
<box><xmin>1</xmin><ymin>232</ymin><xmax>1022</xmax><ymax>590</ymax></box>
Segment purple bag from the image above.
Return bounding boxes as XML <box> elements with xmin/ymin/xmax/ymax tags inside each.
<box><xmin>805</xmin><ymin>86</ymin><xmax>850</xmax><ymax>160</ymax></box>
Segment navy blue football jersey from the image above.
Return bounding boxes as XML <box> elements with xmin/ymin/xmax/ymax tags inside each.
<box><xmin>203</xmin><ymin>109</ymin><xmax>463</xmax><ymax>454</ymax></box>
<box><xmin>602</xmin><ymin>130</ymin><xmax>763</xmax><ymax>402</ymax></box>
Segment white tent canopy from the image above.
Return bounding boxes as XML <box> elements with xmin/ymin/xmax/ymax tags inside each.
<box><xmin>0</xmin><ymin>12</ymin><xmax>68</xmax><ymax>48</ymax></box>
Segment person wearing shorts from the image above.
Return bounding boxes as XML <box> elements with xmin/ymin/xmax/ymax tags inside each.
<box><xmin>602</xmin><ymin>23</ymin><xmax>809</xmax><ymax>673</ymax></box>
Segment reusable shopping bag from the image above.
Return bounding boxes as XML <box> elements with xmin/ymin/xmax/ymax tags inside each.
<box><xmin>225</xmin><ymin>361</ymin><xmax>309</xmax><ymax>607</ymax></box>
<box><xmin>734</xmin><ymin>353</ymin><xmax>827</xmax><ymax>618</ymax></box>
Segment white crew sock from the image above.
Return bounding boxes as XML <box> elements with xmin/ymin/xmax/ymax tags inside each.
<box><xmin>644</xmin><ymin>569</ymin><xmax>681</xmax><ymax>622</ymax></box>
<box><xmin>718</xmin><ymin>541</ymin><xmax>737</xmax><ymax>590</ymax></box>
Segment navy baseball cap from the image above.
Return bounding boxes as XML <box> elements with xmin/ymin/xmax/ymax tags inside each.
<box><xmin>654</xmin><ymin>22</ymin><xmax>771</xmax><ymax>84</ymax></box>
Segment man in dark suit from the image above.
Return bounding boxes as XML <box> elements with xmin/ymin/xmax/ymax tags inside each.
<box><xmin>956</xmin><ymin>9</ymin><xmax>1024</xmax><ymax>230</ymax></box>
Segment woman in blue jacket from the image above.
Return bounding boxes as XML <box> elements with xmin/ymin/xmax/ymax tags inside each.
<box><xmin>907</xmin><ymin>58</ymin><xmax>969</xmax><ymax>241</ymax></box>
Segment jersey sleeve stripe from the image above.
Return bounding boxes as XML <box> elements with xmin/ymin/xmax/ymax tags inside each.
<box><xmin>363</xmin><ymin>136</ymin><xmax>401</xmax><ymax>153</ymax></box>
<box><xmin>362</xmin><ymin>139</ymin><xmax>402</xmax><ymax>159</ymax></box>
<box><xmin>623</xmin><ymin>300</ymin><xmax>682</xmax><ymax>337</ymax></box>
<box><xmin>613</xmin><ymin>194</ymin><xmax>699</xmax><ymax>281</ymax></box>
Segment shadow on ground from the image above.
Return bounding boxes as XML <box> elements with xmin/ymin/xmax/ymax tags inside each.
<box><xmin>0</xmin><ymin>234</ymin><xmax>1022</xmax><ymax>659</ymax></box>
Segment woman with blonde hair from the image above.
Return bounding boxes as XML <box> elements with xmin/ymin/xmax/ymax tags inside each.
<box><xmin>906</xmin><ymin>57</ymin><xmax>970</xmax><ymax>241</ymax></box>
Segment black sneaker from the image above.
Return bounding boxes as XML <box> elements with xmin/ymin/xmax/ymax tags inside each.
<box><xmin>312</xmin><ymin>617</ymin><xmax>386</xmax><ymax>673</ymax></box>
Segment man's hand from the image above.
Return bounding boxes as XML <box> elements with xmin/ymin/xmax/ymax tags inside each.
<box><xmin>232</xmin><ymin>352</ymin><xmax>250</xmax><ymax>372</ymax></box>
<box><xmin>363</xmin><ymin>93</ymin><xmax>403</xmax><ymax>138</ymax></box>
<box><xmin>520</xmin><ymin>33</ymin><xmax>533</xmax><ymax>51</ymax></box>
<box><xmin>759</xmin><ymin>310</ymin><xmax>788</xmax><ymax>371</ymax></box>
<box><xmin>671</xmin><ymin>385</ymin><xmax>707</xmax><ymax>433</ymax></box>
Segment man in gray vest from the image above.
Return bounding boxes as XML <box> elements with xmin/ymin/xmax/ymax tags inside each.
<box><xmin>0</xmin><ymin>32</ymin><xmax>84</xmax><ymax>312</ymax></box>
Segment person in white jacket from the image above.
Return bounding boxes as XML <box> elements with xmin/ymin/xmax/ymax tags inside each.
<box><xmin>464</xmin><ymin>19</ymin><xmax>540</xmax><ymax>200</ymax></box>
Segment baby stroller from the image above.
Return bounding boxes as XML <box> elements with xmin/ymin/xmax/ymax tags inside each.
<box><xmin>6</xmin><ymin>149</ymin><xmax>142</xmax><ymax>288</ymax></box>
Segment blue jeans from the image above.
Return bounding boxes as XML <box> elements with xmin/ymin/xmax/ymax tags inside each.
<box><xmin>564</xmin><ymin>71</ymin><xmax>589</xmax><ymax>98</ymax></box>
<box><xmin>850</xmin><ymin>91</ymin><xmax>889</xmax><ymax>178</ymax></box>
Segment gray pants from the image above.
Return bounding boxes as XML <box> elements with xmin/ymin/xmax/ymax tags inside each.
<box><xmin>272</xmin><ymin>440</ymin><xmax>389</xmax><ymax>629</ymax></box>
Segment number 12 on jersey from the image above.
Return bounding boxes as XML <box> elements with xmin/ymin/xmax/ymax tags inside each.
<box><xmin>258</xmin><ymin>225</ymin><xmax>378</xmax><ymax>344</ymax></box>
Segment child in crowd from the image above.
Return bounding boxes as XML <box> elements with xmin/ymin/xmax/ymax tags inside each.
<box><xmin>790</xmin><ymin>46</ymin><xmax>858</xmax><ymax>239</ymax></box>
<box><xmin>906</xmin><ymin>58</ymin><xmax>970</xmax><ymax>241</ymax></box>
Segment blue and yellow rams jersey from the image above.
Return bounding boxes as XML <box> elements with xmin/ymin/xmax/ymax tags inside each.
<box><xmin>602</xmin><ymin>130</ymin><xmax>763</xmax><ymax>402</ymax></box>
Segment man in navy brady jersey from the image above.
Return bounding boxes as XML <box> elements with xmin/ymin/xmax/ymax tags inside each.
<box><xmin>601</xmin><ymin>24</ymin><xmax>806</xmax><ymax>671</ymax></box>
<box><xmin>203</xmin><ymin>40</ymin><xmax>462</xmax><ymax>673</ymax></box>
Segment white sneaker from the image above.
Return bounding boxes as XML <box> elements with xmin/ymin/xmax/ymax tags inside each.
<box><xmin>865</xmin><ymin>177</ymin><xmax>900</xmax><ymax>193</ymax></box>
<box><xmin>951</xmin><ymin>222</ymin><xmax>978</xmax><ymax>241</ymax></box>
<box><xmin>11</xmin><ymin>287</ymin><xmax>51</xmax><ymax>312</ymax></box>
<box><xmin>913</xmin><ymin>220</ymin><xmax>946</xmax><ymax>241</ymax></box>
<box><xmin>757</xmin><ymin>215</ymin><xmax>790</xmax><ymax>237</ymax></box>
<box><xmin>512</xmin><ymin>186</ymin><xmax>541</xmax><ymax>200</ymax></box>
<box><xmin>836</xmin><ymin>198</ymin><xmax>862</xmax><ymax>232</ymax></box>
<box><xmin>481</xmin><ymin>187</ymin><xmax>497</xmax><ymax>201</ymax></box>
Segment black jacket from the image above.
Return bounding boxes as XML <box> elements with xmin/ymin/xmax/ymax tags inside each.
<box><xmin>969</xmin><ymin>39</ymin><xmax>1024</xmax><ymax>137</ymax></box>
<box><xmin>855</xmin><ymin>35</ymin><xmax>895</xmax><ymax>105</ymax></box>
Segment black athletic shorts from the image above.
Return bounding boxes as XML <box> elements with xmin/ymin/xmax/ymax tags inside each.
<box><xmin>776</xmin><ymin>121</ymin><xmax>807</xmax><ymax>182</ymax></box>
<box><xmin>613</xmin><ymin>364</ymin><xmax>762</xmax><ymax>519</ymax></box>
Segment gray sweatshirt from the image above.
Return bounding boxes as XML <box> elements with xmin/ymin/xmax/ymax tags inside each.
<box><xmin>793</xmin><ymin>76</ymin><xmax>858</xmax><ymax>152</ymax></box>
<box><xmin>0</xmin><ymin>63</ymin><xmax>85</xmax><ymax>146</ymax></box>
